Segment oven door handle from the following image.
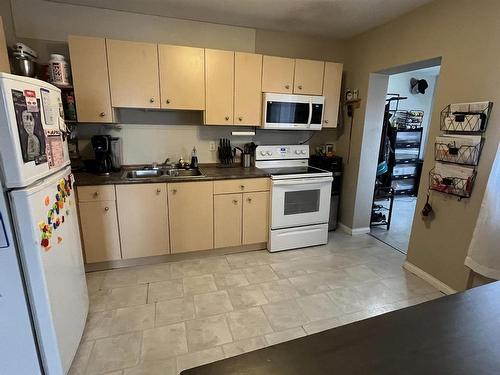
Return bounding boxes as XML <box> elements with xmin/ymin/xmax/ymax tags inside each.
<box><xmin>273</xmin><ymin>176</ymin><xmax>333</xmax><ymax>186</ymax></box>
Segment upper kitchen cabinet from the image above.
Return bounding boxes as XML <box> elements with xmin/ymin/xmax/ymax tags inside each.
<box><xmin>261</xmin><ymin>56</ymin><xmax>294</xmax><ymax>94</ymax></box>
<box><xmin>234</xmin><ymin>52</ymin><xmax>262</xmax><ymax>126</ymax></box>
<box><xmin>0</xmin><ymin>17</ymin><xmax>10</xmax><ymax>73</ymax></box>
<box><xmin>68</xmin><ymin>35</ymin><xmax>114</xmax><ymax>122</ymax></box>
<box><xmin>204</xmin><ymin>49</ymin><xmax>234</xmax><ymax>125</ymax></box>
<box><xmin>322</xmin><ymin>62</ymin><xmax>343</xmax><ymax>128</ymax></box>
<box><xmin>294</xmin><ymin>59</ymin><xmax>325</xmax><ymax>95</ymax></box>
<box><xmin>106</xmin><ymin>39</ymin><xmax>160</xmax><ymax>109</ymax></box>
<box><xmin>158</xmin><ymin>44</ymin><xmax>205</xmax><ymax>110</ymax></box>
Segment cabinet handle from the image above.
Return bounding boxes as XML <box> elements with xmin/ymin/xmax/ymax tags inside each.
<box><xmin>285</xmin><ymin>84</ymin><xmax>290</xmax><ymax>89</ymax></box>
<box><xmin>93</xmin><ymin>191</ymin><xmax>99</xmax><ymax>197</ymax></box>
<box><xmin>104</xmin><ymin>206</ymin><xmax>109</xmax><ymax>212</ymax></box>
<box><xmin>238</xmin><ymin>117</ymin><xmax>243</xmax><ymax>121</ymax></box>
<box><xmin>99</xmin><ymin>112</ymin><xmax>106</xmax><ymax>117</ymax></box>
<box><xmin>171</xmin><ymin>189</ymin><xmax>177</xmax><ymax>194</ymax></box>
<box><xmin>225</xmin><ymin>116</ymin><xmax>230</xmax><ymax>121</ymax></box>
<box><xmin>150</xmin><ymin>98</ymin><xmax>155</xmax><ymax>103</ymax></box>
<box><xmin>232</xmin><ymin>199</ymin><xmax>238</xmax><ymax>204</ymax></box>
<box><xmin>298</xmin><ymin>85</ymin><xmax>303</xmax><ymax>90</ymax></box>
<box><xmin>324</xmin><ymin>120</ymin><xmax>329</xmax><ymax>124</ymax></box>
<box><xmin>240</xmin><ymin>185</ymin><xmax>245</xmax><ymax>190</ymax></box>
<box><xmin>247</xmin><ymin>198</ymin><xmax>252</xmax><ymax>203</ymax></box>
<box><xmin>166</xmin><ymin>99</ymin><xmax>171</xmax><ymax>104</ymax></box>
<box><xmin>156</xmin><ymin>188</ymin><xmax>161</xmax><ymax>194</ymax></box>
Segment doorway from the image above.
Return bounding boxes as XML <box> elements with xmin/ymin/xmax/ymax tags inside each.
<box><xmin>370</xmin><ymin>66</ymin><xmax>440</xmax><ymax>253</ymax></box>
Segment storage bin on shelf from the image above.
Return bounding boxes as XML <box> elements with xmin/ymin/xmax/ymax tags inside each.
<box><xmin>440</xmin><ymin>101</ymin><xmax>493</xmax><ymax>132</ymax></box>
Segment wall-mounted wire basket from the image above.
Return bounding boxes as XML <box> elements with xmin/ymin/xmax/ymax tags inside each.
<box><xmin>434</xmin><ymin>140</ymin><xmax>483</xmax><ymax>166</ymax></box>
<box><xmin>429</xmin><ymin>168</ymin><xmax>476</xmax><ymax>198</ymax></box>
<box><xmin>440</xmin><ymin>102</ymin><xmax>493</xmax><ymax>132</ymax></box>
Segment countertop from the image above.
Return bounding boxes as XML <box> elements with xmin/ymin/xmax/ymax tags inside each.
<box><xmin>182</xmin><ymin>281</ymin><xmax>500</xmax><ymax>374</ymax></box>
<box><xmin>73</xmin><ymin>165</ymin><xmax>270</xmax><ymax>186</ymax></box>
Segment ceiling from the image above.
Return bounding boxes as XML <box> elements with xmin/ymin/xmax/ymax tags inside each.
<box><xmin>47</xmin><ymin>0</ymin><xmax>434</xmax><ymax>39</ymax></box>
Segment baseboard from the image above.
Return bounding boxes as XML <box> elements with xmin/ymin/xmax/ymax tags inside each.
<box><xmin>337</xmin><ymin>222</ymin><xmax>370</xmax><ymax>236</ymax></box>
<box><xmin>85</xmin><ymin>242</ymin><xmax>267</xmax><ymax>272</ymax></box>
<box><xmin>403</xmin><ymin>261</ymin><xmax>457</xmax><ymax>295</ymax></box>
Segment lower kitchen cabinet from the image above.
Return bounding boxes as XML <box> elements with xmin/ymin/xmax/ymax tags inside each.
<box><xmin>168</xmin><ymin>181</ymin><xmax>213</xmax><ymax>253</ymax></box>
<box><xmin>243</xmin><ymin>191</ymin><xmax>269</xmax><ymax>244</ymax></box>
<box><xmin>78</xmin><ymin>200</ymin><xmax>121</xmax><ymax>263</ymax></box>
<box><xmin>214</xmin><ymin>194</ymin><xmax>242</xmax><ymax>248</ymax></box>
<box><xmin>116</xmin><ymin>183</ymin><xmax>169</xmax><ymax>259</ymax></box>
<box><xmin>214</xmin><ymin>190</ymin><xmax>269</xmax><ymax>248</ymax></box>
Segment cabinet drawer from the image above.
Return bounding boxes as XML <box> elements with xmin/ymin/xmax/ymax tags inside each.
<box><xmin>214</xmin><ymin>178</ymin><xmax>269</xmax><ymax>194</ymax></box>
<box><xmin>77</xmin><ymin>185</ymin><xmax>116</xmax><ymax>202</ymax></box>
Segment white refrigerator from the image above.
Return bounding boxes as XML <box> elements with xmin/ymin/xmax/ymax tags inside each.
<box><xmin>0</xmin><ymin>73</ymin><xmax>88</xmax><ymax>374</ymax></box>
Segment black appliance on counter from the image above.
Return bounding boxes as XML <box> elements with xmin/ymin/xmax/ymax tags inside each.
<box><xmin>309</xmin><ymin>155</ymin><xmax>342</xmax><ymax>231</ymax></box>
<box><xmin>91</xmin><ymin>135</ymin><xmax>114</xmax><ymax>175</ymax></box>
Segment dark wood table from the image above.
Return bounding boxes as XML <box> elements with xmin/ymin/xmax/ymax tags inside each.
<box><xmin>182</xmin><ymin>282</ymin><xmax>500</xmax><ymax>375</ymax></box>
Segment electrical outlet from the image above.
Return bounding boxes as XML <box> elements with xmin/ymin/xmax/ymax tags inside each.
<box><xmin>209</xmin><ymin>141</ymin><xmax>216</xmax><ymax>152</ymax></box>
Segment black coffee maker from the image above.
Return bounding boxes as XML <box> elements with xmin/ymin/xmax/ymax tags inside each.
<box><xmin>92</xmin><ymin>135</ymin><xmax>114</xmax><ymax>175</ymax></box>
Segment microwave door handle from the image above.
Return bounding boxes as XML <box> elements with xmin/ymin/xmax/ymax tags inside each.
<box><xmin>307</xmin><ymin>99</ymin><xmax>313</xmax><ymax>128</ymax></box>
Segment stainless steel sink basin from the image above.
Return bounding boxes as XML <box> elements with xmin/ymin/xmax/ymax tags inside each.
<box><xmin>163</xmin><ymin>168</ymin><xmax>203</xmax><ymax>177</ymax></box>
<box><xmin>123</xmin><ymin>169</ymin><xmax>163</xmax><ymax>179</ymax></box>
<box><xmin>122</xmin><ymin>167</ymin><xmax>204</xmax><ymax>180</ymax></box>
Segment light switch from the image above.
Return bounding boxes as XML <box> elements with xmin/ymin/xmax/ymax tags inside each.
<box><xmin>0</xmin><ymin>214</ymin><xmax>9</xmax><ymax>248</ymax></box>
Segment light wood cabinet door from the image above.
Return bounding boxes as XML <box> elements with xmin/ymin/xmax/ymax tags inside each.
<box><xmin>214</xmin><ymin>194</ymin><xmax>242</xmax><ymax>248</ymax></box>
<box><xmin>68</xmin><ymin>35</ymin><xmax>113</xmax><ymax>122</ymax></box>
<box><xmin>293</xmin><ymin>59</ymin><xmax>325</xmax><ymax>95</ymax></box>
<box><xmin>78</xmin><ymin>201</ymin><xmax>121</xmax><ymax>263</ymax></box>
<box><xmin>234</xmin><ymin>52</ymin><xmax>262</xmax><ymax>126</ymax></box>
<box><xmin>242</xmin><ymin>191</ymin><xmax>269</xmax><ymax>245</ymax></box>
<box><xmin>0</xmin><ymin>17</ymin><xmax>10</xmax><ymax>73</ymax></box>
<box><xmin>106</xmin><ymin>39</ymin><xmax>160</xmax><ymax>108</ymax></box>
<box><xmin>116</xmin><ymin>184</ymin><xmax>169</xmax><ymax>259</ymax></box>
<box><xmin>204</xmin><ymin>49</ymin><xmax>234</xmax><ymax>125</ymax></box>
<box><xmin>322</xmin><ymin>62</ymin><xmax>343</xmax><ymax>128</ymax></box>
<box><xmin>159</xmin><ymin>44</ymin><xmax>205</xmax><ymax>110</ymax></box>
<box><xmin>261</xmin><ymin>56</ymin><xmax>294</xmax><ymax>94</ymax></box>
<box><xmin>168</xmin><ymin>181</ymin><xmax>213</xmax><ymax>253</ymax></box>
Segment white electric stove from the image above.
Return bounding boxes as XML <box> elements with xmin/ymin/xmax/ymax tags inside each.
<box><xmin>255</xmin><ymin>145</ymin><xmax>332</xmax><ymax>252</ymax></box>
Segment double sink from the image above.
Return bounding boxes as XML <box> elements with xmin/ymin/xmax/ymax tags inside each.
<box><xmin>122</xmin><ymin>167</ymin><xmax>204</xmax><ymax>180</ymax></box>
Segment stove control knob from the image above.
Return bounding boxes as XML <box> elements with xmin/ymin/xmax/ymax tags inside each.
<box><xmin>266</xmin><ymin>151</ymin><xmax>273</xmax><ymax>156</ymax></box>
<box><xmin>295</xmin><ymin>150</ymin><xmax>300</xmax><ymax>155</ymax></box>
<box><xmin>301</xmin><ymin>150</ymin><xmax>307</xmax><ymax>155</ymax></box>
<box><xmin>260</xmin><ymin>151</ymin><xmax>266</xmax><ymax>156</ymax></box>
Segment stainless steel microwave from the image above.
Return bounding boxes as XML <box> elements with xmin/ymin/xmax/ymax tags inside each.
<box><xmin>262</xmin><ymin>93</ymin><xmax>325</xmax><ymax>130</ymax></box>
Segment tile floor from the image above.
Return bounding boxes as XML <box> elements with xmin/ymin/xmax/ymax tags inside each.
<box><xmin>70</xmin><ymin>231</ymin><xmax>443</xmax><ymax>375</ymax></box>
<box><xmin>371</xmin><ymin>196</ymin><xmax>417</xmax><ymax>253</ymax></box>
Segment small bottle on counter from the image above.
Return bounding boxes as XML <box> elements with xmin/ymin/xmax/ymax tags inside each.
<box><xmin>191</xmin><ymin>146</ymin><xmax>198</xmax><ymax>168</ymax></box>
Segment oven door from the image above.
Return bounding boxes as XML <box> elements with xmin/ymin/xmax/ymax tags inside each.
<box><xmin>271</xmin><ymin>176</ymin><xmax>332</xmax><ymax>229</ymax></box>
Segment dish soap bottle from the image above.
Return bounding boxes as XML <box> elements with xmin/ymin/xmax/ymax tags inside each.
<box><xmin>191</xmin><ymin>146</ymin><xmax>198</xmax><ymax>168</ymax></box>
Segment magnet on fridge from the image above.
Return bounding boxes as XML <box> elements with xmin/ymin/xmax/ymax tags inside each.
<box><xmin>65</xmin><ymin>209</ymin><xmax>70</xmax><ymax>216</ymax></box>
<box><xmin>44</xmin><ymin>196</ymin><xmax>50</xmax><ymax>206</ymax></box>
<box><xmin>55</xmin><ymin>193</ymin><xmax>60</xmax><ymax>201</ymax></box>
<box><xmin>57</xmin><ymin>236</ymin><xmax>63</xmax><ymax>244</ymax></box>
<box><xmin>62</xmin><ymin>216</ymin><xmax>65</xmax><ymax>223</ymax></box>
<box><xmin>41</xmin><ymin>238</ymin><xmax>49</xmax><ymax>248</ymax></box>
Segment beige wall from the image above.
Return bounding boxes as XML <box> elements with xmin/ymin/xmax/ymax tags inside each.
<box><xmin>255</xmin><ymin>29</ymin><xmax>345</xmax><ymax>62</ymax></box>
<box><xmin>340</xmin><ymin>0</ymin><xmax>500</xmax><ymax>291</ymax></box>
